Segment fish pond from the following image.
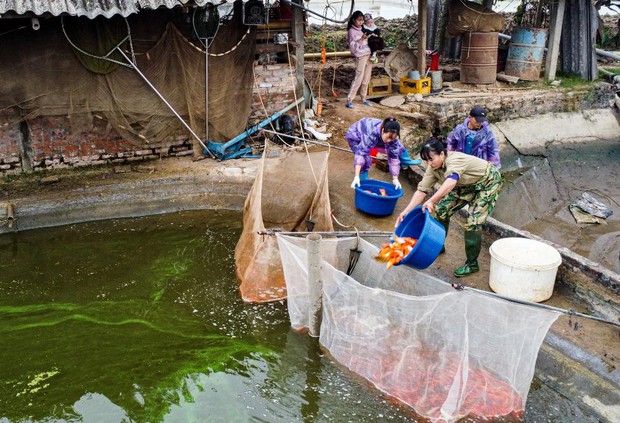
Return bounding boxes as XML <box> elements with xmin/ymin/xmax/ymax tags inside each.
<box><xmin>0</xmin><ymin>210</ymin><xmax>419</xmax><ymax>422</ymax></box>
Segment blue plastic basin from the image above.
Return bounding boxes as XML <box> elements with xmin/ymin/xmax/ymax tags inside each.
<box><xmin>394</xmin><ymin>206</ymin><xmax>446</xmax><ymax>269</ymax></box>
<box><xmin>354</xmin><ymin>179</ymin><xmax>403</xmax><ymax>216</ymax></box>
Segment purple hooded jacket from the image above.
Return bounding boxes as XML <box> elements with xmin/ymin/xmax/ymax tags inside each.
<box><xmin>345</xmin><ymin>118</ymin><xmax>405</xmax><ymax>177</ymax></box>
<box><xmin>446</xmin><ymin>117</ymin><xmax>501</xmax><ymax>169</ymax></box>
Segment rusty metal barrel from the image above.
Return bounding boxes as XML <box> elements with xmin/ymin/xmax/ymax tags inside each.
<box><xmin>505</xmin><ymin>27</ymin><xmax>548</xmax><ymax>81</ymax></box>
<box><xmin>460</xmin><ymin>32</ymin><xmax>498</xmax><ymax>84</ymax></box>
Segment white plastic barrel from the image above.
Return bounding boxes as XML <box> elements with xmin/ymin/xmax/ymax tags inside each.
<box><xmin>489</xmin><ymin>237</ymin><xmax>562</xmax><ymax>303</ymax></box>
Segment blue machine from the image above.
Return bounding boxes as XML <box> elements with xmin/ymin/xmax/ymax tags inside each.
<box><xmin>206</xmin><ymin>98</ymin><xmax>304</xmax><ymax>160</ymax></box>
<box><xmin>206</xmin><ymin>109</ymin><xmax>297</xmax><ymax>160</ymax></box>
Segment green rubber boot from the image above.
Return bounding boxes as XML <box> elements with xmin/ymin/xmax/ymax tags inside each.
<box><xmin>454</xmin><ymin>231</ymin><xmax>482</xmax><ymax>277</ymax></box>
<box><xmin>438</xmin><ymin>219</ymin><xmax>450</xmax><ymax>254</ymax></box>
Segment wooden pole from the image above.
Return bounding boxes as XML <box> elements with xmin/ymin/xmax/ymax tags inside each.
<box><xmin>291</xmin><ymin>0</ymin><xmax>306</xmax><ymax>111</ymax></box>
<box><xmin>417</xmin><ymin>0</ymin><xmax>427</xmax><ymax>74</ymax></box>
<box><xmin>307</xmin><ymin>233</ymin><xmax>323</xmax><ymax>338</ymax></box>
<box><xmin>545</xmin><ymin>0</ymin><xmax>566</xmax><ymax>80</ymax></box>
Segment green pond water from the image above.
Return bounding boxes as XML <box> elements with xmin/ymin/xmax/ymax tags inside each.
<box><xmin>0</xmin><ymin>210</ymin><xmax>417</xmax><ymax>422</ymax></box>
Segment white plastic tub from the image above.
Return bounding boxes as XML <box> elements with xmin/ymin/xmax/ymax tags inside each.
<box><xmin>489</xmin><ymin>237</ymin><xmax>562</xmax><ymax>302</ymax></box>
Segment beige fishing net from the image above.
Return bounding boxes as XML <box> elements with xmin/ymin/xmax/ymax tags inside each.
<box><xmin>446</xmin><ymin>0</ymin><xmax>505</xmax><ymax>37</ymax></box>
<box><xmin>277</xmin><ymin>234</ymin><xmax>559</xmax><ymax>422</ymax></box>
<box><xmin>0</xmin><ymin>13</ymin><xmax>256</xmax><ymax>155</ymax></box>
<box><xmin>235</xmin><ymin>141</ymin><xmax>334</xmax><ymax>303</ymax></box>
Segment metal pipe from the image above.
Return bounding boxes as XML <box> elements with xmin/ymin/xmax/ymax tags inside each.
<box><xmin>259</xmin><ymin>230</ymin><xmax>392</xmax><ymax>237</ymax></box>
<box><xmin>595</xmin><ymin>49</ymin><xmax>620</xmax><ymax>61</ymax></box>
<box><xmin>450</xmin><ymin>283</ymin><xmax>620</xmax><ymax>328</ymax></box>
<box><xmin>6</xmin><ymin>202</ymin><xmax>15</xmax><ymax>229</ymax></box>
<box><xmin>305</xmin><ymin>51</ymin><xmax>352</xmax><ymax>59</ymax></box>
<box><xmin>307</xmin><ymin>233</ymin><xmax>323</xmax><ymax>338</ymax></box>
<box><xmin>222</xmin><ymin>97</ymin><xmax>305</xmax><ymax>148</ymax></box>
<box><xmin>115</xmin><ymin>47</ymin><xmax>215</xmax><ymax>158</ymax></box>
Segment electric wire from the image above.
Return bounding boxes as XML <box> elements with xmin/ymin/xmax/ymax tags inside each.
<box><xmin>280</xmin><ymin>0</ymin><xmax>355</xmax><ymax>24</ymax></box>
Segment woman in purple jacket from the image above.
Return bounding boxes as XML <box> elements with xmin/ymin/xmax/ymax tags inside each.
<box><xmin>346</xmin><ymin>10</ymin><xmax>373</xmax><ymax>109</ymax></box>
<box><xmin>347</xmin><ymin>117</ymin><xmax>406</xmax><ymax>190</ymax></box>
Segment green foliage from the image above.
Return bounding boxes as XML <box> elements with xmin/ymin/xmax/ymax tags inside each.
<box><xmin>304</xmin><ymin>17</ymin><xmax>417</xmax><ymax>54</ymax></box>
<box><xmin>596</xmin><ymin>27</ymin><xmax>619</xmax><ymax>49</ymax></box>
<box><xmin>542</xmin><ymin>74</ymin><xmax>593</xmax><ymax>89</ymax></box>
<box><xmin>600</xmin><ymin>67</ymin><xmax>620</xmax><ymax>75</ymax></box>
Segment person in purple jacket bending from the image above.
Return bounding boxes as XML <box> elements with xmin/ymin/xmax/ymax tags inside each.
<box><xmin>446</xmin><ymin>106</ymin><xmax>501</xmax><ymax>169</ymax></box>
<box><xmin>346</xmin><ymin>117</ymin><xmax>419</xmax><ymax>190</ymax></box>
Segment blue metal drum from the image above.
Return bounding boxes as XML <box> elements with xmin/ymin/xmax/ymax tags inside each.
<box><xmin>505</xmin><ymin>27</ymin><xmax>548</xmax><ymax>81</ymax></box>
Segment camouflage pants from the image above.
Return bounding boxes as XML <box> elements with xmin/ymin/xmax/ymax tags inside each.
<box><xmin>435</xmin><ymin>164</ymin><xmax>503</xmax><ymax>231</ymax></box>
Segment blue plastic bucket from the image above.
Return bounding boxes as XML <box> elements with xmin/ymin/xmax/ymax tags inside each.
<box><xmin>354</xmin><ymin>179</ymin><xmax>403</xmax><ymax>216</ymax></box>
<box><xmin>394</xmin><ymin>206</ymin><xmax>446</xmax><ymax>269</ymax></box>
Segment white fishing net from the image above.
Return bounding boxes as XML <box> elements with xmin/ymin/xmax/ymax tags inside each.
<box><xmin>277</xmin><ymin>234</ymin><xmax>560</xmax><ymax>422</ymax></box>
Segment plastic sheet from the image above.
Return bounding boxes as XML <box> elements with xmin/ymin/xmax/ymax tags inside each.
<box><xmin>570</xmin><ymin>192</ymin><xmax>613</xmax><ymax>220</ymax></box>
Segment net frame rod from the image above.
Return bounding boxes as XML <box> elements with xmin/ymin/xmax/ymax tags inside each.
<box><xmin>261</xmin><ymin>230</ymin><xmax>392</xmax><ymax>237</ymax></box>
<box><xmin>115</xmin><ymin>47</ymin><xmax>215</xmax><ymax>158</ymax></box>
<box><xmin>61</xmin><ymin>16</ymin><xmax>214</xmax><ymax>158</ymax></box>
<box><xmin>261</xmin><ymin>129</ymin><xmax>390</xmax><ymax>161</ymax></box>
<box><xmin>274</xmin><ymin>231</ymin><xmax>620</xmax><ymax>328</ymax></box>
<box><xmin>450</xmin><ymin>283</ymin><xmax>620</xmax><ymax>328</ymax></box>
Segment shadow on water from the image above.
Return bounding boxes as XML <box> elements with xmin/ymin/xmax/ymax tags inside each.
<box><xmin>0</xmin><ymin>210</ymin><xmax>423</xmax><ymax>422</ymax></box>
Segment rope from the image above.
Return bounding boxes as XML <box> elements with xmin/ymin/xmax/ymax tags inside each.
<box><xmin>253</xmin><ymin>73</ymin><xmax>290</xmax><ymax>147</ymax></box>
<box><xmin>189</xmin><ymin>4</ymin><xmax>247</xmax><ymax>57</ymax></box>
<box><xmin>208</xmin><ymin>27</ymin><xmax>251</xmax><ymax>57</ymax></box>
<box><xmin>450</xmin><ymin>283</ymin><xmax>620</xmax><ymax>329</ymax></box>
<box><xmin>285</xmin><ymin>41</ymin><xmax>321</xmax><ymax>192</ymax></box>
<box><xmin>331</xmin><ymin>210</ymin><xmax>360</xmax><ymax>232</ymax></box>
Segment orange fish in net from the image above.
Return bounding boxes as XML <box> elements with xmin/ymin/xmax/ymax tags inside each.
<box><xmin>376</xmin><ymin>236</ymin><xmax>418</xmax><ymax>269</ymax></box>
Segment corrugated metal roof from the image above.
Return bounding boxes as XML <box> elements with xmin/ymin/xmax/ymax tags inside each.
<box><xmin>0</xmin><ymin>0</ymin><xmax>211</xmax><ymax>19</ymax></box>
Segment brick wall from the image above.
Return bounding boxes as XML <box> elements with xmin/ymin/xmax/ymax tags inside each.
<box><xmin>0</xmin><ymin>110</ymin><xmax>193</xmax><ymax>175</ymax></box>
<box><xmin>250</xmin><ymin>63</ymin><xmax>298</xmax><ymax>120</ymax></box>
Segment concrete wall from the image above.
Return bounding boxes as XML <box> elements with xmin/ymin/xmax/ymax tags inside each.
<box><xmin>420</xmin><ymin>84</ymin><xmax>616</xmax><ymax>133</ymax></box>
